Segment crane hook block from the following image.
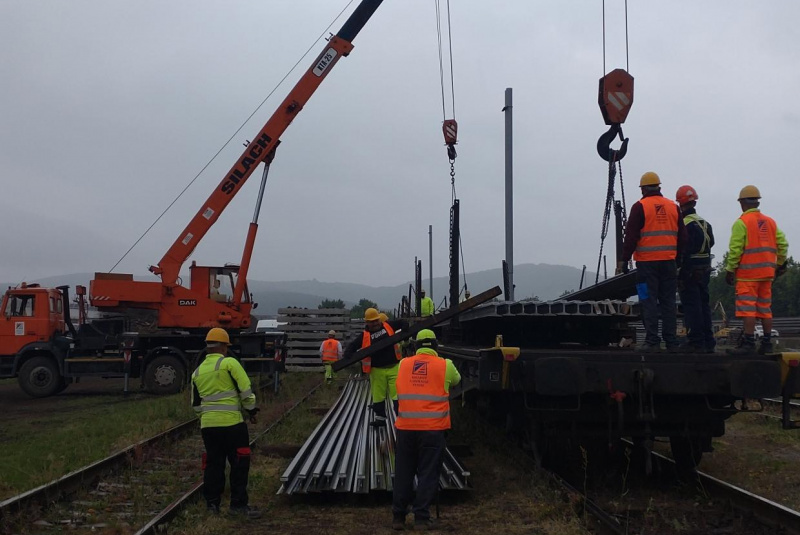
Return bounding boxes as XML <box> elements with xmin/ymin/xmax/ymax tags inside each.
<box><xmin>598</xmin><ymin>69</ymin><xmax>634</xmax><ymax>125</ymax></box>
<box><xmin>442</xmin><ymin>119</ymin><xmax>458</xmax><ymax>147</ymax></box>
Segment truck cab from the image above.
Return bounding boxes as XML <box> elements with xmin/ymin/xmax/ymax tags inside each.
<box><xmin>0</xmin><ymin>286</ymin><xmax>65</xmax><ymax>371</ymax></box>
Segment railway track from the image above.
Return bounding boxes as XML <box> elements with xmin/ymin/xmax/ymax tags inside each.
<box><xmin>0</xmin><ymin>376</ymin><xmax>322</xmax><ymax>534</ymax></box>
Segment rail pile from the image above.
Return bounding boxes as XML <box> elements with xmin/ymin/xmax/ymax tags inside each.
<box><xmin>279</xmin><ymin>377</ymin><xmax>470</xmax><ymax>494</ymax></box>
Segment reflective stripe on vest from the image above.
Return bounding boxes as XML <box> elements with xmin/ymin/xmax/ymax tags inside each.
<box><xmin>191</xmin><ymin>355</ymin><xmax>244</xmax><ymax>426</ymax></box>
<box><xmin>737</xmin><ymin>211</ymin><xmax>778</xmax><ymax>280</ymax></box>
<box><xmin>360</xmin><ymin>322</ymin><xmax>399</xmax><ymax>373</ymax></box>
<box><xmin>683</xmin><ymin>213</ymin><xmax>712</xmax><ymax>260</ymax></box>
<box><xmin>395</xmin><ymin>354</ymin><xmax>450</xmax><ymax>431</ymax></box>
<box><xmin>634</xmin><ymin>196</ymin><xmax>679</xmax><ymax>262</ymax></box>
<box><xmin>321</xmin><ymin>339</ymin><xmax>340</xmax><ymax>362</ymax></box>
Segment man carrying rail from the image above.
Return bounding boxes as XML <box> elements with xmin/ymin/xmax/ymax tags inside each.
<box><xmin>191</xmin><ymin>328</ymin><xmax>261</xmax><ymax>518</ymax></box>
<box><xmin>392</xmin><ymin>329</ymin><xmax>461</xmax><ymax>531</ymax></box>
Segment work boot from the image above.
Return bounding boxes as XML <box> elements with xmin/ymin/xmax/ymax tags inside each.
<box><xmin>370</xmin><ymin>417</ymin><xmax>387</xmax><ymax>428</ymax></box>
<box><xmin>229</xmin><ymin>506</ymin><xmax>262</xmax><ymax>519</ymax></box>
<box><xmin>639</xmin><ymin>344</ymin><xmax>661</xmax><ymax>353</ymax></box>
<box><xmin>727</xmin><ymin>336</ymin><xmax>756</xmax><ymax>356</ymax></box>
<box><xmin>757</xmin><ymin>340</ymin><xmax>775</xmax><ymax>355</ymax></box>
<box><xmin>392</xmin><ymin>515</ymin><xmax>407</xmax><ymax>531</ymax></box>
<box><xmin>666</xmin><ymin>345</ymin><xmax>682</xmax><ymax>354</ymax></box>
<box><xmin>414</xmin><ymin>518</ymin><xmax>438</xmax><ymax>531</ymax></box>
<box><xmin>206</xmin><ymin>503</ymin><xmax>220</xmax><ymax>515</ymax></box>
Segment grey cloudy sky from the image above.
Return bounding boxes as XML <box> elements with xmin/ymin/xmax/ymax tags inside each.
<box><xmin>1</xmin><ymin>1</ymin><xmax>798</xmax><ymax>288</ymax></box>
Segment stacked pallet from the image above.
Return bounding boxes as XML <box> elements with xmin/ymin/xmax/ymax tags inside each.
<box><xmin>278</xmin><ymin>308</ymin><xmax>350</xmax><ymax>372</ymax></box>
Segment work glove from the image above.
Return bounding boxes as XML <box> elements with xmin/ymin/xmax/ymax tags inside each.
<box><xmin>725</xmin><ymin>271</ymin><xmax>735</xmax><ymax>286</ymax></box>
<box><xmin>776</xmin><ymin>263</ymin><xmax>788</xmax><ymax>277</ymax></box>
<box><xmin>615</xmin><ymin>261</ymin><xmax>629</xmax><ymax>275</ymax></box>
<box><xmin>247</xmin><ymin>408</ymin><xmax>260</xmax><ymax>424</ymax></box>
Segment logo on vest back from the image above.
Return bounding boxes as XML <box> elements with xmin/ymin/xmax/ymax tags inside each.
<box><xmin>179</xmin><ymin>300</ymin><xmax>197</xmax><ymax>306</ymax></box>
<box><xmin>412</xmin><ymin>361</ymin><xmax>428</xmax><ymax>376</ymax></box>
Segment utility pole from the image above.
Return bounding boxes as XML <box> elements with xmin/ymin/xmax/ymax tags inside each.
<box><xmin>503</xmin><ymin>88</ymin><xmax>515</xmax><ymax>301</ymax></box>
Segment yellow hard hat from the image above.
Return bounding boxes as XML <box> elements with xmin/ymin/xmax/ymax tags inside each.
<box><xmin>738</xmin><ymin>185</ymin><xmax>761</xmax><ymax>200</ymax></box>
<box><xmin>205</xmin><ymin>327</ymin><xmax>230</xmax><ymax>345</ymax></box>
<box><xmin>639</xmin><ymin>172</ymin><xmax>661</xmax><ymax>187</ymax></box>
<box><xmin>364</xmin><ymin>308</ymin><xmax>380</xmax><ymax>321</ymax></box>
<box><xmin>416</xmin><ymin>329</ymin><xmax>437</xmax><ymax>342</ymax></box>
<box><xmin>378</xmin><ymin>313</ymin><xmax>388</xmax><ymax>323</ymax></box>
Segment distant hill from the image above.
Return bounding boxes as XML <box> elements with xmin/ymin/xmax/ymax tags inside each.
<box><xmin>2</xmin><ymin>263</ymin><xmax>595</xmax><ymax>316</ymax></box>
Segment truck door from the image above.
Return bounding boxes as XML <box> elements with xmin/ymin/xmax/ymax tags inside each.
<box><xmin>0</xmin><ymin>292</ymin><xmax>49</xmax><ymax>355</ymax></box>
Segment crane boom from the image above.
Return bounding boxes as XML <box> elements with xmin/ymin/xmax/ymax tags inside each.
<box><xmin>150</xmin><ymin>0</ymin><xmax>385</xmax><ymax>287</ymax></box>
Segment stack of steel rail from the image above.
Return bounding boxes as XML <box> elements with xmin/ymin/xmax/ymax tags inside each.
<box><xmin>458</xmin><ymin>299</ymin><xmax>639</xmax><ymax>322</ymax></box>
<box><xmin>279</xmin><ymin>377</ymin><xmax>470</xmax><ymax>494</ymax></box>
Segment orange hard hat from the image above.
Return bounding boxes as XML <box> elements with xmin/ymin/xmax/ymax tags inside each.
<box><xmin>675</xmin><ymin>185</ymin><xmax>698</xmax><ymax>205</ymax></box>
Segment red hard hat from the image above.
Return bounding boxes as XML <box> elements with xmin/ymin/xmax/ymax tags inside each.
<box><xmin>675</xmin><ymin>185</ymin><xmax>698</xmax><ymax>205</ymax></box>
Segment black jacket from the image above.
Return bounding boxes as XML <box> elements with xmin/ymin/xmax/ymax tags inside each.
<box><xmin>344</xmin><ymin>319</ymin><xmax>408</xmax><ymax>369</ymax></box>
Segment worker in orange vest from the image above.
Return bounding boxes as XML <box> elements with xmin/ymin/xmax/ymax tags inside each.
<box><xmin>392</xmin><ymin>329</ymin><xmax>460</xmax><ymax>531</ymax></box>
<box><xmin>619</xmin><ymin>172</ymin><xmax>687</xmax><ymax>352</ymax></box>
<box><xmin>725</xmin><ymin>185</ymin><xmax>789</xmax><ymax>355</ymax></box>
<box><xmin>319</xmin><ymin>329</ymin><xmax>342</xmax><ymax>384</ymax></box>
<box><xmin>343</xmin><ymin>308</ymin><xmax>406</xmax><ymax>426</ymax></box>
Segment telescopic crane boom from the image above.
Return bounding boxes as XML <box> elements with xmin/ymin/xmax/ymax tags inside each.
<box><xmin>90</xmin><ymin>0</ymin><xmax>386</xmax><ymax>330</ymax></box>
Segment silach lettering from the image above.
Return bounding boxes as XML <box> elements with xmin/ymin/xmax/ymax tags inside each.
<box><xmin>220</xmin><ymin>133</ymin><xmax>272</xmax><ymax>194</ymax></box>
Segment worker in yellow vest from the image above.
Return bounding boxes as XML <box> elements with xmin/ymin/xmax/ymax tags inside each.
<box><xmin>191</xmin><ymin>328</ymin><xmax>261</xmax><ymax>519</ymax></box>
<box><xmin>344</xmin><ymin>308</ymin><xmax>406</xmax><ymax>426</ymax></box>
<box><xmin>619</xmin><ymin>172</ymin><xmax>687</xmax><ymax>352</ymax></box>
<box><xmin>319</xmin><ymin>329</ymin><xmax>342</xmax><ymax>384</ymax></box>
<box><xmin>392</xmin><ymin>329</ymin><xmax>460</xmax><ymax>531</ymax></box>
<box><xmin>420</xmin><ymin>290</ymin><xmax>434</xmax><ymax>317</ymax></box>
<box><xmin>725</xmin><ymin>185</ymin><xmax>789</xmax><ymax>355</ymax></box>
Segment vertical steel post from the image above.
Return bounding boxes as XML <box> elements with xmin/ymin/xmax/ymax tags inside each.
<box><xmin>504</xmin><ymin>88</ymin><xmax>515</xmax><ymax>301</ymax></box>
<box><xmin>429</xmin><ymin>225</ymin><xmax>433</xmax><ymax>299</ymax></box>
<box><xmin>449</xmin><ymin>200</ymin><xmax>460</xmax><ymax>312</ymax></box>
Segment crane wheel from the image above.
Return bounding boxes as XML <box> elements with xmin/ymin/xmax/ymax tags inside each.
<box><xmin>144</xmin><ymin>355</ymin><xmax>186</xmax><ymax>395</ymax></box>
<box><xmin>18</xmin><ymin>356</ymin><xmax>62</xmax><ymax>398</ymax></box>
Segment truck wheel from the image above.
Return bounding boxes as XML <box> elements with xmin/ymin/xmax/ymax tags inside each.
<box><xmin>18</xmin><ymin>356</ymin><xmax>62</xmax><ymax>398</ymax></box>
<box><xmin>144</xmin><ymin>355</ymin><xmax>185</xmax><ymax>395</ymax></box>
<box><xmin>669</xmin><ymin>436</ymin><xmax>703</xmax><ymax>471</ymax></box>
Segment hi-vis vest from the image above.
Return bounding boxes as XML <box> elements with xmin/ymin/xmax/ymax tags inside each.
<box><xmin>395</xmin><ymin>354</ymin><xmax>450</xmax><ymax>431</ymax></box>
<box><xmin>192</xmin><ymin>354</ymin><xmax>255</xmax><ymax>429</ymax></box>
<box><xmin>683</xmin><ymin>213</ymin><xmax>712</xmax><ymax>265</ymax></box>
<box><xmin>634</xmin><ymin>196</ymin><xmax>679</xmax><ymax>262</ymax></box>
<box><xmin>321</xmin><ymin>338</ymin><xmax>340</xmax><ymax>362</ymax></box>
<box><xmin>737</xmin><ymin>211</ymin><xmax>778</xmax><ymax>280</ymax></box>
<box><xmin>360</xmin><ymin>322</ymin><xmax>402</xmax><ymax>374</ymax></box>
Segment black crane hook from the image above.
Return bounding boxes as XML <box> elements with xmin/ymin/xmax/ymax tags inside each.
<box><xmin>597</xmin><ymin>123</ymin><xmax>629</xmax><ymax>162</ymax></box>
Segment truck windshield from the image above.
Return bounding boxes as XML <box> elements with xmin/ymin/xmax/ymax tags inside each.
<box><xmin>5</xmin><ymin>294</ymin><xmax>35</xmax><ymax>317</ymax></box>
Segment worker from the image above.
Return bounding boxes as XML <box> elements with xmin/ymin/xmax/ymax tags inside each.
<box><xmin>210</xmin><ymin>278</ymin><xmax>227</xmax><ymax>302</ymax></box>
<box><xmin>392</xmin><ymin>329</ymin><xmax>461</xmax><ymax>531</ymax></box>
<box><xmin>725</xmin><ymin>185</ymin><xmax>789</xmax><ymax>355</ymax></box>
<box><xmin>460</xmin><ymin>289</ymin><xmax>471</xmax><ymax>303</ymax></box>
<box><xmin>676</xmin><ymin>185</ymin><xmax>716</xmax><ymax>353</ymax></box>
<box><xmin>619</xmin><ymin>172</ymin><xmax>687</xmax><ymax>352</ymax></box>
<box><xmin>319</xmin><ymin>329</ymin><xmax>342</xmax><ymax>384</ymax></box>
<box><xmin>191</xmin><ymin>328</ymin><xmax>261</xmax><ymax>519</ymax></box>
<box><xmin>344</xmin><ymin>308</ymin><xmax>407</xmax><ymax>426</ymax></box>
<box><xmin>420</xmin><ymin>290</ymin><xmax>434</xmax><ymax>317</ymax></box>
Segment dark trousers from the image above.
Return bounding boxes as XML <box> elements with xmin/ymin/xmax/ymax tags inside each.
<box><xmin>679</xmin><ymin>268</ymin><xmax>715</xmax><ymax>350</ymax></box>
<box><xmin>636</xmin><ymin>260</ymin><xmax>678</xmax><ymax>347</ymax></box>
<box><xmin>201</xmin><ymin>422</ymin><xmax>250</xmax><ymax>508</ymax></box>
<box><xmin>392</xmin><ymin>429</ymin><xmax>445</xmax><ymax>522</ymax></box>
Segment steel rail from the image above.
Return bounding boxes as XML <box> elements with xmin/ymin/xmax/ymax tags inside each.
<box><xmin>134</xmin><ymin>379</ymin><xmax>323</xmax><ymax>535</ymax></box>
<box><xmin>546</xmin><ymin>470</ymin><xmax>627</xmax><ymax>535</ymax></box>
<box><xmin>648</xmin><ymin>449</ymin><xmax>800</xmax><ymax>534</ymax></box>
<box><xmin>0</xmin><ymin>418</ymin><xmax>198</xmax><ymax>517</ymax></box>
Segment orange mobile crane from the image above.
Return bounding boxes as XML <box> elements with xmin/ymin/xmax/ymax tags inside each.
<box><xmin>0</xmin><ymin>0</ymin><xmax>387</xmax><ymax>397</ymax></box>
<box><xmin>90</xmin><ymin>0</ymin><xmax>386</xmax><ymax>330</ymax></box>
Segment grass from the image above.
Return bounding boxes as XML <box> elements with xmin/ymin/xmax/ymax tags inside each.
<box><xmin>0</xmin><ymin>392</ymin><xmax>194</xmax><ymax>499</ymax></box>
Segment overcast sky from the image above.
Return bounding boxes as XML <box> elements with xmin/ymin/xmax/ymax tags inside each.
<box><xmin>1</xmin><ymin>0</ymin><xmax>798</xmax><ymax>288</ymax></box>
